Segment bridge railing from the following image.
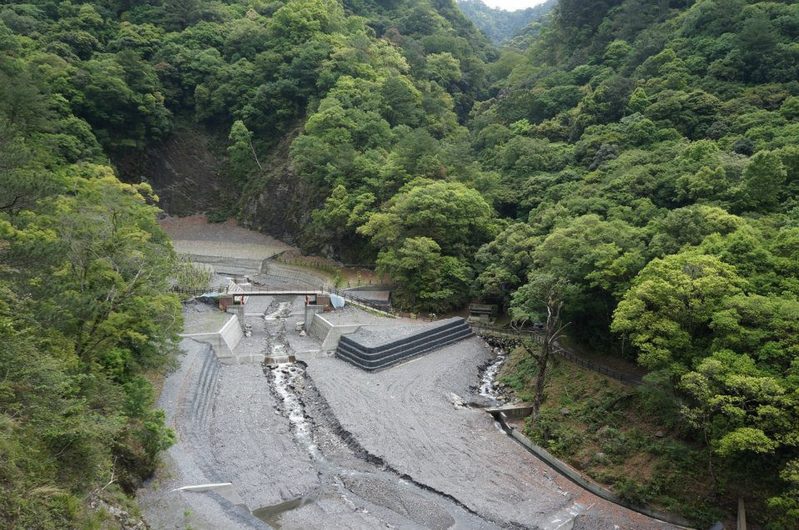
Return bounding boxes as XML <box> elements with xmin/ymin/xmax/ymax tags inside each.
<box><xmin>172</xmin><ymin>275</ymin><xmax>396</xmax><ymax>315</ymax></box>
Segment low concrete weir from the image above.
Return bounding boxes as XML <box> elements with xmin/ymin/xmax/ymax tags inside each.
<box><xmin>335</xmin><ymin>317</ymin><xmax>473</xmax><ymax>371</ymax></box>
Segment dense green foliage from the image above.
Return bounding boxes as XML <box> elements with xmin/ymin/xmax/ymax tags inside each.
<box><xmin>3</xmin><ymin>0</ymin><xmax>799</xmax><ymax>525</ymax></box>
<box><xmin>472</xmin><ymin>0</ymin><xmax>799</xmax><ymax>525</ymax></box>
<box><xmin>0</xmin><ymin>0</ymin><xmax>496</xmax><ymax>524</ymax></box>
<box><xmin>1</xmin><ymin>7</ymin><xmax>181</xmax><ymax>527</ymax></box>
<box><xmin>456</xmin><ymin>0</ymin><xmax>556</xmax><ymax>45</ymax></box>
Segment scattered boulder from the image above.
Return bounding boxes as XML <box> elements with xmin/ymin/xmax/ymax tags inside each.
<box><xmin>467</xmin><ymin>396</ymin><xmax>496</xmax><ymax>408</ymax></box>
<box><xmin>88</xmin><ymin>494</ymin><xmax>148</xmax><ymax>530</ymax></box>
<box><xmin>448</xmin><ymin>392</ymin><xmax>467</xmax><ymax>409</ymax></box>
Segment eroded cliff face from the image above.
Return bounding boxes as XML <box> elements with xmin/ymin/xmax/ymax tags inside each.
<box><xmin>237</xmin><ymin>126</ymin><xmax>323</xmax><ymax>247</ymax></box>
<box><xmin>238</xmin><ymin>161</ymin><xmax>319</xmax><ymax>247</ymax></box>
<box><xmin>115</xmin><ymin>121</ymin><xmax>321</xmax><ymax>248</ymax></box>
<box><xmin>114</xmin><ymin>122</ymin><xmax>228</xmax><ymax>216</ymax></box>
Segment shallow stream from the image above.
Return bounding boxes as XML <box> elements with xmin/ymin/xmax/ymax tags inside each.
<box><xmin>253</xmin><ymin>311</ymin><xmax>500</xmax><ymax>529</ymax></box>
<box><xmin>479</xmin><ymin>346</ymin><xmax>509</xmax><ymax>404</ymax></box>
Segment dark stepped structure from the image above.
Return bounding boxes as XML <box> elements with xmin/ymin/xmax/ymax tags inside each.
<box><xmin>335</xmin><ymin>317</ymin><xmax>473</xmax><ymax>371</ymax></box>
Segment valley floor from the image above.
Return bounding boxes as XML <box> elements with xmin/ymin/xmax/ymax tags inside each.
<box><xmin>138</xmin><ymin>218</ymin><xmax>684</xmax><ymax>529</ymax></box>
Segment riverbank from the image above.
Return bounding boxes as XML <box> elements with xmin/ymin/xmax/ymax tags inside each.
<box><xmin>498</xmin><ymin>344</ymin><xmax>727</xmax><ymax>527</ymax></box>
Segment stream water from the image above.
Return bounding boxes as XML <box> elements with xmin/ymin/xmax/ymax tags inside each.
<box><xmin>479</xmin><ymin>346</ymin><xmax>508</xmax><ymax>403</ymax></box>
<box><xmin>256</xmin><ymin>318</ymin><xmax>350</xmax><ymax>526</ymax></box>
<box><xmin>253</xmin><ymin>312</ymin><xmax>503</xmax><ymax>529</ymax></box>
<box><xmin>268</xmin><ymin>363</ymin><xmax>323</xmax><ymax>461</ymax></box>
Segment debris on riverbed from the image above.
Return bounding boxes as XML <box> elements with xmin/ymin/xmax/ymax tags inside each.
<box><xmin>475</xmin><ymin>345</ymin><xmax>511</xmax><ymax>405</ymax></box>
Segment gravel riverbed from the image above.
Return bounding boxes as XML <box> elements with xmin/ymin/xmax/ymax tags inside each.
<box><xmin>139</xmin><ymin>219</ymin><xmax>682</xmax><ymax>529</ymax></box>
<box><xmin>139</xmin><ymin>303</ymin><xmax>680</xmax><ymax>530</ymax></box>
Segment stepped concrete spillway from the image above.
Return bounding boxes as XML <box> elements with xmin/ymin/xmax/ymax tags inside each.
<box><xmin>335</xmin><ymin>317</ymin><xmax>473</xmax><ymax>371</ymax></box>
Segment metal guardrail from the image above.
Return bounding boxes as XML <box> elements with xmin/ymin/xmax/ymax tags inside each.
<box><xmin>471</xmin><ymin>324</ymin><xmax>644</xmax><ymax>386</ymax></box>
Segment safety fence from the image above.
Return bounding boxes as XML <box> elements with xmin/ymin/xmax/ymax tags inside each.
<box><xmin>171</xmin><ymin>274</ymin><xmax>395</xmax><ymax>315</ymax></box>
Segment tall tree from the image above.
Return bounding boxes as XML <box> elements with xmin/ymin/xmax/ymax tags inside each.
<box><xmin>511</xmin><ymin>274</ymin><xmax>573</xmax><ymax>420</ymax></box>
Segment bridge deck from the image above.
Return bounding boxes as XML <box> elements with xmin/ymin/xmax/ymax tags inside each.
<box><xmin>233</xmin><ymin>290</ymin><xmax>325</xmax><ymax>296</ymax></box>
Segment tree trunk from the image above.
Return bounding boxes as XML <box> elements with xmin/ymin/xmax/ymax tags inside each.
<box><xmin>532</xmin><ymin>340</ymin><xmax>549</xmax><ymax>420</ymax></box>
<box><xmin>532</xmin><ymin>299</ymin><xmax>564</xmax><ymax>422</ymax></box>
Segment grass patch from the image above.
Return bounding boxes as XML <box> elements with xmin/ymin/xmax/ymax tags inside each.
<box><xmin>499</xmin><ymin>346</ymin><xmax>728</xmax><ymax>527</ymax></box>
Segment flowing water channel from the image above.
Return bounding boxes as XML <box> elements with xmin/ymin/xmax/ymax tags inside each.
<box><xmin>268</xmin><ymin>363</ymin><xmax>323</xmax><ymax>461</ymax></box>
<box><xmin>251</xmin><ymin>309</ymin><xmax>503</xmax><ymax>529</ymax></box>
<box><xmin>479</xmin><ymin>346</ymin><xmax>509</xmax><ymax>404</ymax></box>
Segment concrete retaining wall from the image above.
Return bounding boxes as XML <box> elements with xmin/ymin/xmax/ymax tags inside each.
<box><xmin>309</xmin><ymin>313</ymin><xmax>361</xmax><ymax>351</ymax></box>
<box><xmin>304</xmin><ymin>304</ymin><xmax>325</xmax><ymax>331</ymax></box>
<box><xmin>180</xmin><ymin>314</ymin><xmax>244</xmax><ymax>360</ymax></box>
<box><xmin>342</xmin><ymin>285</ymin><xmax>392</xmax><ymax>310</ymax></box>
<box><xmin>219</xmin><ymin>315</ymin><xmax>244</xmax><ymax>353</ymax></box>
<box><xmin>180</xmin><ymin>253</ymin><xmax>265</xmax><ymax>275</ymax></box>
<box><xmin>308</xmin><ymin>312</ymin><xmax>331</xmax><ymax>344</ymax></box>
<box><xmin>486</xmin><ymin>403</ymin><xmax>534</xmax><ymax>420</ymax></box>
<box><xmin>336</xmin><ymin>317</ymin><xmax>473</xmax><ymax>371</ymax></box>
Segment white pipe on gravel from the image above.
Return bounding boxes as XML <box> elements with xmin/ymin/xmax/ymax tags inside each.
<box><xmin>171</xmin><ymin>483</ymin><xmax>233</xmax><ymax>492</ymax></box>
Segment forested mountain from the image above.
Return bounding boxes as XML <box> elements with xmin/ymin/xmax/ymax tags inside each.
<box><xmin>469</xmin><ymin>0</ymin><xmax>799</xmax><ymax>524</ymax></box>
<box><xmin>0</xmin><ymin>0</ymin><xmax>495</xmax><ymax>524</ymax></box>
<box><xmin>2</xmin><ymin>0</ymin><xmax>799</xmax><ymax>526</ymax></box>
<box><xmin>456</xmin><ymin>0</ymin><xmax>556</xmax><ymax>45</ymax></box>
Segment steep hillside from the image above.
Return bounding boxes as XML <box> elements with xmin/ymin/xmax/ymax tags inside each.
<box><xmin>3</xmin><ymin>0</ymin><xmax>799</xmax><ymax>526</ymax></box>
<box><xmin>457</xmin><ymin>0</ymin><xmax>556</xmax><ymax>44</ymax></box>
<box><xmin>1</xmin><ymin>8</ymin><xmax>183</xmax><ymax>525</ymax></box>
<box><xmin>469</xmin><ymin>0</ymin><xmax>799</xmax><ymax>525</ymax></box>
<box><xmin>115</xmin><ymin>120</ymin><xmax>229</xmax><ymax>216</ymax></box>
